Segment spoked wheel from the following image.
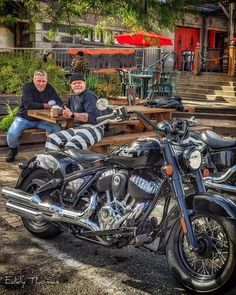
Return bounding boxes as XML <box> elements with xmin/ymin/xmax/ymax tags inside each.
<box><xmin>166</xmin><ymin>214</ymin><xmax>236</xmax><ymax>294</ymax></box>
<box><xmin>20</xmin><ymin>169</ymin><xmax>62</xmax><ymax>239</ymax></box>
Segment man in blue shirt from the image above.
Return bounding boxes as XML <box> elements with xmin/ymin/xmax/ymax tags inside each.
<box><xmin>6</xmin><ymin>70</ymin><xmax>62</xmax><ymax>162</ymax></box>
<box><xmin>45</xmin><ymin>73</ymin><xmax>104</xmax><ymax>151</ymax></box>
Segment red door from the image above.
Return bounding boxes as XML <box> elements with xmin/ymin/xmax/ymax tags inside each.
<box><xmin>174</xmin><ymin>26</ymin><xmax>200</xmax><ymax>70</ymax></box>
<box><xmin>174</xmin><ymin>26</ymin><xmax>200</xmax><ymax>52</ymax></box>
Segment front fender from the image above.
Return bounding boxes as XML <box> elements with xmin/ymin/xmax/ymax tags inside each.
<box><xmin>16</xmin><ymin>150</ymin><xmax>82</xmax><ymax>188</ymax></box>
<box><xmin>192</xmin><ymin>194</ymin><xmax>236</xmax><ymax>219</ymax></box>
<box><xmin>158</xmin><ymin>193</ymin><xmax>236</xmax><ymax>252</ymax></box>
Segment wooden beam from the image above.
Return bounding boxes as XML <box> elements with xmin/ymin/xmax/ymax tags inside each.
<box><xmin>229</xmin><ymin>2</ymin><xmax>235</xmax><ymax>40</ymax></box>
<box><xmin>218</xmin><ymin>2</ymin><xmax>229</xmax><ymax>18</ymax></box>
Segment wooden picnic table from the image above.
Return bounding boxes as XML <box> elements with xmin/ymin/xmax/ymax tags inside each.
<box><xmin>126</xmin><ymin>105</ymin><xmax>175</xmax><ymax>121</ymax></box>
<box><xmin>27</xmin><ymin>109</ymin><xmax>73</xmax><ymax>128</ymax></box>
<box><xmin>28</xmin><ymin>106</ymin><xmax>175</xmax><ymax>134</ymax></box>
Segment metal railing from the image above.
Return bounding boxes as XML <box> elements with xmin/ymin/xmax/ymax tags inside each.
<box><xmin>0</xmin><ymin>46</ymin><xmax>164</xmax><ymax>70</ymax></box>
<box><xmin>0</xmin><ymin>47</ymin><xmax>73</xmax><ymax>68</ymax></box>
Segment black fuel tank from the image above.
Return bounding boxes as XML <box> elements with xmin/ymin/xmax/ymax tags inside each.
<box><xmin>111</xmin><ymin>138</ymin><xmax>162</xmax><ymax>167</ymax></box>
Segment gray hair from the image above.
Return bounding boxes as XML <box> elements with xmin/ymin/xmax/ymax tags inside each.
<box><xmin>33</xmin><ymin>70</ymin><xmax>47</xmax><ymax>79</ymax></box>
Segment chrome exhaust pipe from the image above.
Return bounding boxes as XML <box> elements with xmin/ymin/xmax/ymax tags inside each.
<box><xmin>6</xmin><ymin>200</ymin><xmax>109</xmax><ymax>245</ymax></box>
<box><xmin>3</xmin><ymin>187</ymin><xmax>109</xmax><ymax>245</ymax></box>
<box><xmin>6</xmin><ymin>200</ymin><xmax>100</xmax><ymax>229</ymax></box>
<box><xmin>2</xmin><ymin>187</ymin><xmax>97</xmax><ymax>222</ymax></box>
<box><xmin>204</xmin><ymin>180</ymin><xmax>236</xmax><ymax>194</ymax></box>
<box><xmin>2</xmin><ymin>187</ymin><xmax>99</xmax><ymax>227</ymax></box>
<box><xmin>204</xmin><ymin>165</ymin><xmax>236</xmax><ymax>184</ymax></box>
<box><xmin>6</xmin><ymin>201</ymin><xmax>44</xmax><ymax>221</ymax></box>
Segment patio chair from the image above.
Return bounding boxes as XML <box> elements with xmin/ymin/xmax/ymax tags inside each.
<box><xmin>149</xmin><ymin>83</ymin><xmax>173</xmax><ymax>99</ymax></box>
<box><xmin>127</xmin><ymin>69</ymin><xmax>143</xmax><ymax>98</ymax></box>
<box><xmin>161</xmin><ymin>71</ymin><xmax>181</xmax><ymax>94</ymax></box>
<box><xmin>117</xmin><ymin>69</ymin><xmax>129</xmax><ymax>96</ymax></box>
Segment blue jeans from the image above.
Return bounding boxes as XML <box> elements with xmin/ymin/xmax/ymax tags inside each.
<box><xmin>7</xmin><ymin>116</ymin><xmax>61</xmax><ymax>148</ymax></box>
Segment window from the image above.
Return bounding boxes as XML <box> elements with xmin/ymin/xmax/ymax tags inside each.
<box><xmin>61</xmin><ymin>36</ymin><xmax>73</xmax><ymax>43</ymax></box>
<box><xmin>114</xmin><ymin>31</ymin><xmax>122</xmax><ymax>44</ymax></box>
<box><xmin>94</xmin><ymin>31</ymin><xmax>102</xmax><ymax>43</ymax></box>
<box><xmin>83</xmin><ymin>30</ymin><xmax>92</xmax><ymax>41</ymax></box>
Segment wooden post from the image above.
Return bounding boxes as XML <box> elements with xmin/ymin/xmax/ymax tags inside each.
<box><xmin>193</xmin><ymin>42</ymin><xmax>201</xmax><ymax>76</ymax></box>
<box><xmin>228</xmin><ymin>40</ymin><xmax>236</xmax><ymax>77</ymax></box>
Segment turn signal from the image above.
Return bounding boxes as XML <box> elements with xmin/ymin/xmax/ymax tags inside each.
<box><xmin>180</xmin><ymin>216</ymin><xmax>188</xmax><ymax>234</ymax></box>
<box><xmin>162</xmin><ymin>164</ymin><xmax>174</xmax><ymax>176</ymax></box>
<box><xmin>202</xmin><ymin>168</ymin><xmax>210</xmax><ymax>177</ymax></box>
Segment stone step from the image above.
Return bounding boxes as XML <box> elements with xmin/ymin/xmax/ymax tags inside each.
<box><xmin>180</xmin><ymin>72</ymin><xmax>236</xmax><ymax>81</ymax></box>
<box><xmin>174</xmin><ymin>112</ymin><xmax>236</xmax><ymax>121</ymax></box>
<box><xmin>178</xmin><ymin>82</ymin><xmax>236</xmax><ymax>89</ymax></box>
<box><xmin>172</xmin><ymin>111</ymin><xmax>236</xmax><ymax>136</ymax></box>
<box><xmin>194</xmin><ymin>106</ymin><xmax>236</xmax><ymax>114</ymax></box>
<box><xmin>178</xmin><ymin>87</ymin><xmax>236</xmax><ymax>96</ymax></box>
<box><xmin>178</xmin><ymin>76</ymin><xmax>236</xmax><ymax>82</ymax></box>
<box><xmin>181</xmin><ymin>98</ymin><xmax>236</xmax><ymax>108</ymax></box>
<box><xmin>182</xmin><ymin>101</ymin><xmax>234</xmax><ymax>108</ymax></box>
<box><xmin>178</xmin><ymin>91</ymin><xmax>235</xmax><ymax>102</ymax></box>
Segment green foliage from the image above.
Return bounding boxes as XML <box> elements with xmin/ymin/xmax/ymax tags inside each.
<box><xmin>0</xmin><ymin>101</ymin><xmax>18</xmax><ymax>131</ymax></box>
<box><xmin>0</xmin><ymin>53</ymin><xmax>68</xmax><ymax>95</ymax></box>
<box><xmin>0</xmin><ymin>0</ymin><xmax>201</xmax><ymax>38</ymax></box>
<box><xmin>86</xmin><ymin>73</ymin><xmax>121</xmax><ymax>98</ymax></box>
<box><xmin>86</xmin><ymin>74</ymin><xmax>104</xmax><ymax>93</ymax></box>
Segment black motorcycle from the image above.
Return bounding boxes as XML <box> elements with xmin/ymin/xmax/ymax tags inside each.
<box><xmin>2</xmin><ymin>101</ymin><xmax>236</xmax><ymax>294</ymax></box>
<box><xmin>190</xmin><ymin>128</ymin><xmax>236</xmax><ymax>196</ymax></box>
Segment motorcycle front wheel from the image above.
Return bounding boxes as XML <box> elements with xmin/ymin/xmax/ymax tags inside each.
<box><xmin>19</xmin><ymin>168</ymin><xmax>62</xmax><ymax>239</ymax></box>
<box><xmin>166</xmin><ymin>214</ymin><xmax>236</xmax><ymax>294</ymax></box>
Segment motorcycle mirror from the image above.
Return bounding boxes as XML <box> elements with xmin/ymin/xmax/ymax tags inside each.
<box><xmin>96</xmin><ymin>98</ymin><xmax>109</xmax><ymax>111</ymax></box>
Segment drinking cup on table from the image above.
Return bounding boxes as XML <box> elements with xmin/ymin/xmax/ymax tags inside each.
<box><xmin>50</xmin><ymin>105</ymin><xmax>61</xmax><ymax>118</ymax></box>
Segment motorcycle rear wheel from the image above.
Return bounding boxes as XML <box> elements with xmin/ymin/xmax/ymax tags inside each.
<box><xmin>20</xmin><ymin>168</ymin><xmax>62</xmax><ymax>239</ymax></box>
<box><xmin>166</xmin><ymin>214</ymin><xmax>236</xmax><ymax>294</ymax></box>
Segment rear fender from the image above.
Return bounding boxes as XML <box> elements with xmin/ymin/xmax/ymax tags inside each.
<box><xmin>16</xmin><ymin>151</ymin><xmax>82</xmax><ymax>188</ymax></box>
<box><xmin>158</xmin><ymin>193</ymin><xmax>236</xmax><ymax>252</ymax></box>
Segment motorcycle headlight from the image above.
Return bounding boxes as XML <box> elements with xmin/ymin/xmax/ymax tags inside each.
<box><xmin>183</xmin><ymin>147</ymin><xmax>202</xmax><ymax>170</ymax></box>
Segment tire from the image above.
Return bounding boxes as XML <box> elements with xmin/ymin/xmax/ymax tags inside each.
<box><xmin>19</xmin><ymin>169</ymin><xmax>62</xmax><ymax>239</ymax></box>
<box><xmin>166</xmin><ymin>214</ymin><xmax>236</xmax><ymax>294</ymax></box>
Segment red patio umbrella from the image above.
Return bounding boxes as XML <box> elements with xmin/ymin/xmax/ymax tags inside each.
<box><xmin>115</xmin><ymin>31</ymin><xmax>173</xmax><ymax>47</ymax></box>
<box><xmin>115</xmin><ymin>31</ymin><xmax>172</xmax><ymax>68</ymax></box>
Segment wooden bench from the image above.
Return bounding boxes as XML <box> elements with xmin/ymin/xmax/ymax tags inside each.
<box><xmin>20</xmin><ymin>128</ymin><xmax>47</xmax><ymax>144</ymax></box>
<box><xmin>91</xmin><ymin>131</ymin><xmax>156</xmax><ymax>153</ymax></box>
<box><xmin>0</xmin><ymin>128</ymin><xmax>47</xmax><ymax>147</ymax></box>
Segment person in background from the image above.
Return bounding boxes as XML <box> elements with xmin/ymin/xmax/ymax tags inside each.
<box><xmin>6</xmin><ymin>70</ymin><xmax>63</xmax><ymax>162</ymax></box>
<box><xmin>43</xmin><ymin>52</ymin><xmax>54</xmax><ymax>63</ymax></box>
<box><xmin>45</xmin><ymin>73</ymin><xmax>104</xmax><ymax>151</ymax></box>
<box><xmin>71</xmin><ymin>51</ymin><xmax>89</xmax><ymax>75</ymax></box>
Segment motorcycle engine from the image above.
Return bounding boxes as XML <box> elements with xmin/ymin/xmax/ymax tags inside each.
<box><xmin>96</xmin><ymin>169</ymin><xmax>161</xmax><ymax>231</ymax></box>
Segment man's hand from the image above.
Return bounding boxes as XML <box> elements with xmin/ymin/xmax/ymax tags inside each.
<box><xmin>63</xmin><ymin>106</ymin><xmax>73</xmax><ymax>118</ymax></box>
<box><xmin>43</xmin><ymin>103</ymin><xmax>51</xmax><ymax>109</ymax></box>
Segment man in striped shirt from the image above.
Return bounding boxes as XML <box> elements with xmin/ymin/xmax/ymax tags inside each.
<box><xmin>45</xmin><ymin>73</ymin><xmax>104</xmax><ymax>151</ymax></box>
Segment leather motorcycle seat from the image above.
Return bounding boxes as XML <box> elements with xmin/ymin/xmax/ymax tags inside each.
<box><xmin>200</xmin><ymin>130</ymin><xmax>236</xmax><ymax>149</ymax></box>
<box><xmin>65</xmin><ymin>148</ymin><xmax>106</xmax><ymax>163</ymax></box>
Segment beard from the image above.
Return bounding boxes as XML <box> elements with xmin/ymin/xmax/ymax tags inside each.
<box><xmin>73</xmin><ymin>88</ymin><xmax>84</xmax><ymax>95</ymax></box>
<box><xmin>36</xmin><ymin>87</ymin><xmax>46</xmax><ymax>92</ymax></box>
